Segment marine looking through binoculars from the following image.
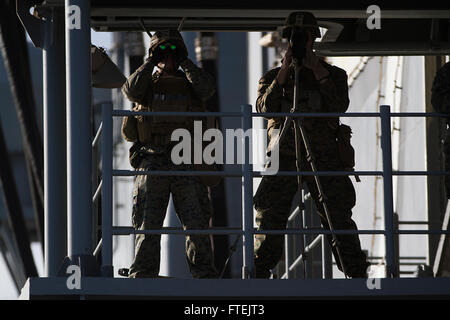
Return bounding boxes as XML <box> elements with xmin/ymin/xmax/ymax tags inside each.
<box><xmin>151</xmin><ymin>41</ymin><xmax>183</xmax><ymax>64</ymax></box>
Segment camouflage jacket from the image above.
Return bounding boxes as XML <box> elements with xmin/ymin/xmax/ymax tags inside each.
<box><xmin>122</xmin><ymin>58</ymin><xmax>215</xmax><ymax>106</ymax></box>
<box><xmin>121</xmin><ymin>58</ymin><xmax>216</xmax><ymax>143</ymax></box>
<box><xmin>256</xmin><ymin>60</ymin><xmax>349</xmax><ymax>157</ymax></box>
<box><xmin>431</xmin><ymin>61</ymin><xmax>450</xmax><ymax>117</ymax></box>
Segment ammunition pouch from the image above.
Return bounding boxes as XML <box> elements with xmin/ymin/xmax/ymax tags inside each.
<box><xmin>135</xmin><ymin>111</ymin><xmax>153</xmax><ymax>144</ymax></box>
<box><xmin>336</xmin><ymin>123</ymin><xmax>355</xmax><ymax>170</ymax></box>
<box><xmin>122</xmin><ymin>114</ymin><xmax>139</xmax><ymax>142</ymax></box>
<box><xmin>129</xmin><ymin>141</ymin><xmax>145</xmax><ymax>169</ymax></box>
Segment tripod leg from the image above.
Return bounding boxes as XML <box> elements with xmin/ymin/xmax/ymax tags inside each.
<box><xmin>293</xmin><ymin>120</ymin><xmax>307</xmax><ymax>278</ymax></box>
<box><xmin>268</xmin><ymin>115</ymin><xmax>293</xmax><ymax>154</ymax></box>
<box><xmin>219</xmin><ymin>235</ymin><xmax>241</xmax><ymax>279</ymax></box>
<box><xmin>295</xmin><ymin>119</ymin><xmax>348</xmax><ymax>278</ymax></box>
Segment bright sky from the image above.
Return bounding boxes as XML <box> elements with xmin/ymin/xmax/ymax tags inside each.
<box><xmin>91</xmin><ymin>29</ymin><xmax>113</xmax><ymax>50</ymax></box>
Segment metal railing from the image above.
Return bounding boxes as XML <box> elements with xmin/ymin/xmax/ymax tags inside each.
<box><xmin>94</xmin><ymin>103</ymin><xmax>450</xmax><ymax>279</ymax></box>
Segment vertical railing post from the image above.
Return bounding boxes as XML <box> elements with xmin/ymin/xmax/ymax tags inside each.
<box><xmin>321</xmin><ymin>234</ymin><xmax>333</xmax><ymax>279</ymax></box>
<box><xmin>380</xmin><ymin>105</ymin><xmax>398</xmax><ymax>278</ymax></box>
<box><xmin>284</xmin><ymin>226</ymin><xmax>290</xmax><ymax>279</ymax></box>
<box><xmin>92</xmin><ymin>126</ymin><xmax>99</xmax><ymax>251</ymax></box>
<box><xmin>303</xmin><ymin>192</ymin><xmax>312</xmax><ymax>279</ymax></box>
<box><xmin>101</xmin><ymin>103</ymin><xmax>113</xmax><ymax>277</ymax></box>
<box><xmin>393</xmin><ymin>212</ymin><xmax>400</xmax><ymax>276</ymax></box>
<box><xmin>319</xmin><ymin>187</ymin><xmax>333</xmax><ymax>278</ymax></box>
<box><xmin>241</xmin><ymin>104</ymin><xmax>254</xmax><ymax>279</ymax></box>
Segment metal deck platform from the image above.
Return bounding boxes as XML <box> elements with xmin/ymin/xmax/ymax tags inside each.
<box><xmin>19</xmin><ymin>277</ymin><xmax>450</xmax><ymax>300</ymax></box>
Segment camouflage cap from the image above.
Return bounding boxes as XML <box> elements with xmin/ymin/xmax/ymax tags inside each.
<box><xmin>149</xmin><ymin>30</ymin><xmax>188</xmax><ymax>57</ymax></box>
<box><xmin>280</xmin><ymin>11</ymin><xmax>321</xmax><ymax>39</ymax></box>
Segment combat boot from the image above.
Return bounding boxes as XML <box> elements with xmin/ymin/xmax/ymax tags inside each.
<box><xmin>347</xmin><ymin>262</ymin><xmax>371</xmax><ymax>278</ymax></box>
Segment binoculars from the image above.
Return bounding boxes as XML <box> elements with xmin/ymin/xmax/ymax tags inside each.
<box><xmin>282</xmin><ymin>27</ymin><xmax>309</xmax><ymax>61</ymax></box>
<box><xmin>152</xmin><ymin>42</ymin><xmax>181</xmax><ymax>63</ymax></box>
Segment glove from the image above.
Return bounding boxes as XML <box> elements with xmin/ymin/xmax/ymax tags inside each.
<box><xmin>147</xmin><ymin>47</ymin><xmax>162</xmax><ymax>65</ymax></box>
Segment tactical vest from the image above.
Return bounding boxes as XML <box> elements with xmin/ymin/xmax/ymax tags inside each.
<box><xmin>266</xmin><ymin>65</ymin><xmax>356</xmax><ymax>173</ymax></box>
<box><xmin>135</xmin><ymin>74</ymin><xmax>194</xmax><ymax>145</ymax></box>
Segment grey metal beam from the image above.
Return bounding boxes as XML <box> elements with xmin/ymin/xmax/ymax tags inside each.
<box><xmin>91</xmin><ymin>19</ymin><xmax>284</xmax><ymax>32</ymax></box>
<box><xmin>87</xmin><ymin>9</ymin><xmax>450</xmax><ymax>39</ymax></box>
<box><xmin>43</xmin><ymin>6</ymin><xmax>67</xmax><ymax>277</ymax></box>
<box><xmin>314</xmin><ymin>42</ymin><xmax>450</xmax><ymax>57</ymax></box>
<box><xmin>64</xmin><ymin>0</ymin><xmax>98</xmax><ymax>275</ymax></box>
<box><xmin>89</xmin><ymin>8</ymin><xmax>450</xmax><ymax>19</ymax></box>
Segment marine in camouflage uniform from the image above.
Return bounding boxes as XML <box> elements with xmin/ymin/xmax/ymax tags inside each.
<box><xmin>121</xmin><ymin>30</ymin><xmax>218</xmax><ymax>278</ymax></box>
<box><xmin>253</xmin><ymin>12</ymin><xmax>369</xmax><ymax>278</ymax></box>
<box><xmin>431</xmin><ymin>61</ymin><xmax>450</xmax><ymax>198</ymax></box>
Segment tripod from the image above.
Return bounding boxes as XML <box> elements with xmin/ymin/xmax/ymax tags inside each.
<box><xmin>272</xmin><ymin>52</ymin><xmax>349</xmax><ymax>279</ymax></box>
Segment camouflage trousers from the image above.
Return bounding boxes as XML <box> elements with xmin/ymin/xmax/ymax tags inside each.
<box><xmin>129</xmin><ymin>153</ymin><xmax>218</xmax><ymax>278</ymax></box>
<box><xmin>253</xmin><ymin>140</ymin><xmax>369</xmax><ymax>278</ymax></box>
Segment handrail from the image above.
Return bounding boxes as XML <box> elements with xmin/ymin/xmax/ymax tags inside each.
<box><xmin>92</xmin><ymin>180</ymin><xmax>102</xmax><ymax>203</ymax></box>
<box><xmin>92</xmin><ymin>122</ymin><xmax>103</xmax><ymax>148</ymax></box>
<box><xmin>100</xmin><ymin>103</ymin><xmax>449</xmax><ymax>279</ymax></box>
<box><xmin>93</xmin><ymin>239</ymin><xmax>102</xmax><ymax>257</ymax></box>
<box><xmin>281</xmin><ymin>234</ymin><xmax>323</xmax><ymax>279</ymax></box>
<box><xmin>110</xmin><ymin>226</ymin><xmax>450</xmax><ymax>236</ymax></box>
<box><xmin>113</xmin><ymin>110</ymin><xmax>243</xmax><ymax>117</ymax></box>
<box><xmin>112</xmin><ymin>226</ymin><xmax>244</xmax><ymax>236</ymax></box>
<box><xmin>112</xmin><ymin>110</ymin><xmax>449</xmax><ymax>118</ymax></box>
<box><xmin>112</xmin><ymin>169</ymin><xmax>450</xmax><ymax>177</ymax></box>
